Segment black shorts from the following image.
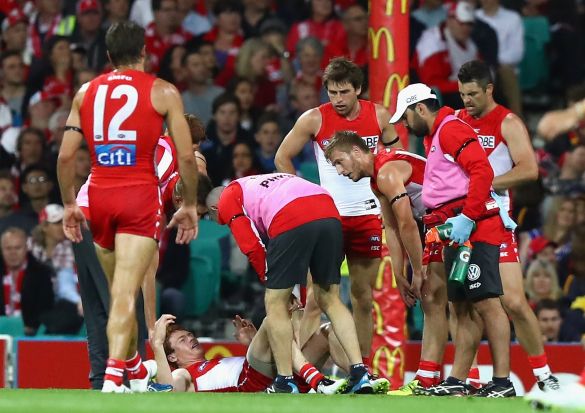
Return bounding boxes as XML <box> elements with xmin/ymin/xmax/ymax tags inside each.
<box><xmin>445</xmin><ymin>242</ymin><xmax>503</xmax><ymax>302</ymax></box>
<box><xmin>265</xmin><ymin>218</ymin><xmax>343</xmax><ymax>289</ymax></box>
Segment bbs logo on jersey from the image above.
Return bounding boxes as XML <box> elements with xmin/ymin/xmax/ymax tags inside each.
<box><xmin>467</xmin><ymin>264</ymin><xmax>481</xmax><ymax>281</ymax></box>
<box><xmin>95</xmin><ymin>144</ymin><xmax>136</xmax><ymax>167</ymax></box>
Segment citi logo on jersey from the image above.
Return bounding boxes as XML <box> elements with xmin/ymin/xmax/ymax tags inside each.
<box><xmin>95</xmin><ymin>144</ymin><xmax>136</xmax><ymax>167</ymax></box>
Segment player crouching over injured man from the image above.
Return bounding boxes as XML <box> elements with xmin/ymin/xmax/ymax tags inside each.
<box><xmin>151</xmin><ymin>311</ymin><xmax>353</xmax><ymax>394</ymax></box>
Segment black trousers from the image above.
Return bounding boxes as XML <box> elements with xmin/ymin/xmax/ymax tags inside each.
<box><xmin>73</xmin><ymin>226</ymin><xmax>147</xmax><ymax>390</ymax></box>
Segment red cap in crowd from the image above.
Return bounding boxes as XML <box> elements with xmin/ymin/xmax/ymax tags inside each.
<box><xmin>1</xmin><ymin>8</ymin><xmax>28</xmax><ymax>32</ymax></box>
<box><xmin>76</xmin><ymin>0</ymin><xmax>101</xmax><ymax>15</ymax></box>
<box><xmin>530</xmin><ymin>236</ymin><xmax>557</xmax><ymax>257</ymax></box>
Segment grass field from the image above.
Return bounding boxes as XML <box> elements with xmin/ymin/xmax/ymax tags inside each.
<box><xmin>0</xmin><ymin>390</ymin><xmax>538</xmax><ymax>413</ymax></box>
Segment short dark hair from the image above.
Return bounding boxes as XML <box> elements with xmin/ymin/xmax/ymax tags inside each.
<box><xmin>458</xmin><ymin>60</ymin><xmax>493</xmax><ymax>90</ymax></box>
<box><xmin>211</xmin><ymin>93</ymin><xmax>241</xmax><ymax>115</ymax></box>
<box><xmin>324</xmin><ymin>130</ymin><xmax>369</xmax><ymax>162</ymax></box>
<box><xmin>21</xmin><ymin>163</ymin><xmax>52</xmax><ymax>182</ymax></box>
<box><xmin>212</xmin><ymin>0</ymin><xmax>243</xmax><ymax>16</ymax></box>
<box><xmin>323</xmin><ymin>57</ymin><xmax>364</xmax><ymax>91</ymax></box>
<box><xmin>408</xmin><ymin>98</ymin><xmax>441</xmax><ymax>114</ymax></box>
<box><xmin>106</xmin><ymin>21</ymin><xmax>145</xmax><ymax>67</ymax></box>
<box><xmin>535</xmin><ymin>299</ymin><xmax>561</xmax><ymax>317</ymax></box>
<box><xmin>0</xmin><ymin>170</ymin><xmax>13</xmax><ymax>183</ymax></box>
<box><xmin>17</xmin><ymin>127</ymin><xmax>46</xmax><ymax>153</ymax></box>
<box><xmin>256</xmin><ymin>111</ymin><xmax>280</xmax><ymax>131</ymax></box>
<box><xmin>0</xmin><ymin>50</ymin><xmax>22</xmax><ymax>66</ymax></box>
<box><xmin>152</xmin><ymin>0</ymin><xmax>176</xmax><ymax>11</ymax></box>
<box><xmin>181</xmin><ymin>48</ymin><xmax>200</xmax><ymax>67</ymax></box>
<box><xmin>184</xmin><ymin>113</ymin><xmax>206</xmax><ymax>144</ymax></box>
<box><xmin>197</xmin><ymin>174</ymin><xmax>213</xmax><ymax>205</ymax></box>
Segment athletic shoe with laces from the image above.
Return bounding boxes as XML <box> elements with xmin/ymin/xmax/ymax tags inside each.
<box><xmin>368</xmin><ymin>374</ymin><xmax>390</xmax><ymax>394</ymax></box>
<box><xmin>343</xmin><ymin>372</ymin><xmax>374</xmax><ymax>394</ymax></box>
<box><xmin>526</xmin><ymin>381</ymin><xmax>585</xmax><ymax>411</ymax></box>
<box><xmin>474</xmin><ymin>381</ymin><xmax>516</xmax><ymax>398</ymax></box>
<box><xmin>101</xmin><ymin>380</ymin><xmax>132</xmax><ymax>393</ymax></box>
<box><xmin>317</xmin><ymin>377</ymin><xmax>348</xmax><ymax>395</ymax></box>
<box><xmin>415</xmin><ymin>380</ymin><xmax>468</xmax><ymax>397</ymax></box>
<box><xmin>265</xmin><ymin>380</ymin><xmax>300</xmax><ymax>394</ymax></box>
<box><xmin>387</xmin><ymin>379</ymin><xmax>422</xmax><ymax>396</ymax></box>
<box><xmin>147</xmin><ymin>381</ymin><xmax>174</xmax><ymax>392</ymax></box>
<box><xmin>538</xmin><ymin>375</ymin><xmax>561</xmax><ymax>392</ymax></box>
<box><xmin>129</xmin><ymin>359</ymin><xmax>157</xmax><ymax>393</ymax></box>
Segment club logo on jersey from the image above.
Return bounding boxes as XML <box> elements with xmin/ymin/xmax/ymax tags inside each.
<box><xmin>95</xmin><ymin>144</ymin><xmax>136</xmax><ymax>167</ymax></box>
<box><xmin>478</xmin><ymin>135</ymin><xmax>495</xmax><ymax>148</ymax></box>
<box><xmin>322</xmin><ymin>139</ymin><xmax>331</xmax><ymax>147</ymax></box>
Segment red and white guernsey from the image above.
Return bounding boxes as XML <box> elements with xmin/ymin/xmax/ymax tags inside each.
<box><xmin>371</xmin><ymin>148</ymin><xmax>426</xmax><ymax>219</ymax></box>
<box><xmin>79</xmin><ymin>69</ymin><xmax>164</xmax><ymax>189</ymax></box>
<box><xmin>314</xmin><ymin>100</ymin><xmax>381</xmax><ymax>216</ymax></box>
<box><xmin>183</xmin><ymin>357</ymin><xmax>271</xmax><ymax>392</ymax></box>
<box><xmin>457</xmin><ymin>105</ymin><xmax>513</xmax><ymax>209</ymax></box>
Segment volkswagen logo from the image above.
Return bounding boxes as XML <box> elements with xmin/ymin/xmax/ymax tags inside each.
<box><xmin>467</xmin><ymin>264</ymin><xmax>481</xmax><ymax>281</ymax></box>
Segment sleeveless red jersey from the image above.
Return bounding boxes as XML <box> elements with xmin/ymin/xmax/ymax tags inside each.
<box><xmin>457</xmin><ymin>104</ymin><xmax>513</xmax><ymax>178</ymax></box>
<box><xmin>314</xmin><ymin>99</ymin><xmax>382</xmax><ymax>216</ymax></box>
<box><xmin>79</xmin><ymin>69</ymin><xmax>164</xmax><ymax>188</ymax></box>
<box><xmin>371</xmin><ymin>148</ymin><xmax>426</xmax><ymax>219</ymax></box>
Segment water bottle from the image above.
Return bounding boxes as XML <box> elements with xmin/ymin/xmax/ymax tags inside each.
<box><xmin>425</xmin><ymin>223</ymin><xmax>474</xmax><ymax>285</ymax></box>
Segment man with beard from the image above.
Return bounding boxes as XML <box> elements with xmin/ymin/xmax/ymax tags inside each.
<box><xmin>390</xmin><ymin>83</ymin><xmax>514</xmax><ymax>397</ymax></box>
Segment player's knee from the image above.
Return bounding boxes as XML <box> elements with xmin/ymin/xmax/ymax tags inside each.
<box><xmin>502</xmin><ymin>294</ymin><xmax>530</xmax><ymax>320</ymax></box>
<box><xmin>350</xmin><ymin>282</ymin><xmax>372</xmax><ymax>305</ymax></box>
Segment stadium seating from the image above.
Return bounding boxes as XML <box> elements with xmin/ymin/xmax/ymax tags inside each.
<box><xmin>0</xmin><ymin>316</ymin><xmax>24</xmax><ymax>337</ymax></box>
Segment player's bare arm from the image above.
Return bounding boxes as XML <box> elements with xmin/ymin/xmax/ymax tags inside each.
<box><xmin>151</xmin><ymin>314</ymin><xmax>193</xmax><ymax>392</ymax></box>
<box><xmin>537</xmin><ymin>98</ymin><xmax>585</xmax><ymax>140</ymax></box>
<box><xmin>57</xmin><ymin>87</ymin><xmax>88</xmax><ymax>243</ymax></box>
<box><xmin>492</xmin><ymin>113</ymin><xmax>539</xmax><ymax>191</ymax></box>
<box><xmin>152</xmin><ymin>79</ymin><xmax>199</xmax><ymax>243</ymax></box>
<box><xmin>376</xmin><ymin>161</ymin><xmax>424</xmax><ymax>297</ymax></box>
<box><xmin>275</xmin><ymin>108</ymin><xmax>322</xmax><ymax>174</ymax></box>
<box><xmin>375</xmin><ymin>103</ymin><xmax>401</xmax><ymax>148</ymax></box>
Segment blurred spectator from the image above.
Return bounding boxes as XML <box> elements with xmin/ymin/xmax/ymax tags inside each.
<box><xmin>525</xmin><ymin>259</ymin><xmax>562</xmax><ymax>308</ymax></box>
<box><xmin>102</xmin><ymin>0</ymin><xmax>130</xmax><ymax>29</ymax></box>
<box><xmin>192</xmin><ymin>40</ymin><xmax>218</xmax><ymax>79</ymax></box>
<box><xmin>282</xmin><ymin>80</ymin><xmax>319</xmax><ymax>163</ymax></box>
<box><xmin>541</xmin><ymin>196</ymin><xmax>575</xmax><ymax>252</ymax></box>
<box><xmin>181</xmin><ymin>48</ymin><xmax>225</xmax><ymax>126</ymax></box>
<box><xmin>30</xmin><ymin>204</ymin><xmax>74</xmax><ymax>272</ymax></box>
<box><xmin>145</xmin><ymin>0</ymin><xmax>192</xmax><ymax>74</ymax></box>
<box><xmin>285</xmin><ymin>0</ymin><xmax>346</xmax><ymax>65</ymax></box>
<box><xmin>576</xmin><ymin>195</ymin><xmax>585</xmax><ymax>226</ymax></box>
<box><xmin>47</xmin><ymin>108</ymin><xmax>70</xmax><ymax>162</ymax></box>
<box><xmin>227</xmin><ymin>77</ymin><xmax>258</xmax><ymax>132</ymax></box>
<box><xmin>1</xmin><ymin>51</ymin><xmax>27</xmax><ymax>127</ymax></box>
<box><xmin>9</xmin><ymin>164</ymin><xmax>53</xmax><ymax>234</ymax></box>
<box><xmin>340</xmin><ymin>3</ymin><xmax>368</xmax><ymax>68</ymax></box>
<box><xmin>178</xmin><ymin>0</ymin><xmax>211</xmax><ymax>36</ymax></box>
<box><xmin>24</xmin><ymin>36</ymin><xmax>73</xmax><ymax>119</ymax></box>
<box><xmin>235</xmin><ymin>38</ymin><xmax>278</xmax><ymax>109</ymax></box>
<box><xmin>254</xmin><ymin>111</ymin><xmax>283</xmax><ymax>172</ymax></box>
<box><xmin>27</xmin><ymin>0</ymin><xmax>64</xmax><ymax>59</ymax></box>
<box><xmin>203</xmin><ymin>0</ymin><xmax>245</xmax><ymax>87</ymax></box>
<box><xmin>242</xmin><ymin>0</ymin><xmax>273</xmax><ymax>39</ymax></box>
<box><xmin>534</xmin><ymin>299</ymin><xmax>566</xmax><ymax>342</ymax></box>
<box><xmin>259</xmin><ymin>18</ymin><xmax>294</xmax><ymax>86</ymax></box>
<box><xmin>9</xmin><ymin>128</ymin><xmax>48</xmax><ymax>184</ymax></box>
<box><xmin>73</xmin><ymin>145</ymin><xmax>90</xmax><ymax>195</ymax></box>
<box><xmin>223</xmin><ymin>141</ymin><xmax>262</xmax><ymax>184</ymax></box>
<box><xmin>554</xmin><ymin>145</ymin><xmax>585</xmax><ymax>196</ymax></box>
<box><xmin>28</xmin><ymin>92</ymin><xmax>66</xmax><ymax>133</ymax></box>
<box><xmin>413</xmin><ymin>1</ymin><xmax>479</xmax><ymax>108</ymax></box>
<box><xmin>561</xmin><ymin>231</ymin><xmax>585</xmax><ymax>341</ymax></box>
<box><xmin>1</xmin><ymin>9</ymin><xmax>30</xmax><ymax>64</ymax></box>
<box><xmin>0</xmin><ymin>172</ymin><xmax>17</xmax><ymax>221</ymax></box>
<box><xmin>529</xmin><ymin>236</ymin><xmax>558</xmax><ymax>267</ymax></box>
<box><xmin>56</xmin><ymin>0</ymin><xmax>108</xmax><ymax>72</ymax></box>
<box><xmin>0</xmin><ymin>226</ymin><xmax>54</xmax><ymax>336</ymax></box>
<box><xmin>158</xmin><ymin>44</ymin><xmax>187</xmax><ymax>90</ymax></box>
<box><xmin>73</xmin><ymin>67</ymin><xmax>96</xmax><ymax>94</ymax></box>
<box><xmin>412</xmin><ymin>0</ymin><xmax>448</xmax><ymax>28</ymax></box>
<box><xmin>294</xmin><ymin>36</ymin><xmax>325</xmax><ymax>99</ymax></box>
<box><xmin>202</xmin><ymin>93</ymin><xmax>254</xmax><ymax>185</ymax></box>
<box><xmin>476</xmin><ymin>0</ymin><xmax>525</xmax><ymax>115</ymax></box>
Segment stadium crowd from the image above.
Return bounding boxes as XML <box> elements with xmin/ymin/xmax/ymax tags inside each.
<box><xmin>0</xmin><ymin>0</ymin><xmax>584</xmax><ymax>391</ymax></box>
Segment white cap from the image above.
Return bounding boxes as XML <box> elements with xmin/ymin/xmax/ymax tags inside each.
<box><xmin>39</xmin><ymin>204</ymin><xmax>64</xmax><ymax>224</ymax></box>
<box><xmin>389</xmin><ymin>83</ymin><xmax>438</xmax><ymax>124</ymax></box>
<box><xmin>448</xmin><ymin>1</ymin><xmax>475</xmax><ymax>24</ymax></box>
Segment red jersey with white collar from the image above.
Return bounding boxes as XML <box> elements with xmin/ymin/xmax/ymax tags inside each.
<box><xmin>314</xmin><ymin>100</ymin><xmax>381</xmax><ymax>216</ymax></box>
<box><xmin>79</xmin><ymin>69</ymin><xmax>164</xmax><ymax>189</ymax></box>
<box><xmin>184</xmin><ymin>357</ymin><xmax>271</xmax><ymax>392</ymax></box>
<box><xmin>371</xmin><ymin>148</ymin><xmax>426</xmax><ymax>219</ymax></box>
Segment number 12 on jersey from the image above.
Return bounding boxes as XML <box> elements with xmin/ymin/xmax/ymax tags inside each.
<box><xmin>93</xmin><ymin>84</ymin><xmax>138</xmax><ymax>142</ymax></box>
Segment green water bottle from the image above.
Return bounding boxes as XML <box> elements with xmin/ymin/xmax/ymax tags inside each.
<box><xmin>449</xmin><ymin>242</ymin><xmax>473</xmax><ymax>285</ymax></box>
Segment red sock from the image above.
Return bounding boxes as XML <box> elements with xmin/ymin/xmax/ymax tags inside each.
<box><xmin>580</xmin><ymin>367</ymin><xmax>585</xmax><ymax>386</ymax></box>
<box><xmin>104</xmin><ymin>358</ymin><xmax>126</xmax><ymax>386</ymax></box>
<box><xmin>468</xmin><ymin>367</ymin><xmax>481</xmax><ymax>389</ymax></box>
<box><xmin>362</xmin><ymin>356</ymin><xmax>371</xmax><ymax>368</ymax></box>
<box><xmin>415</xmin><ymin>360</ymin><xmax>441</xmax><ymax>388</ymax></box>
<box><xmin>300</xmin><ymin>363</ymin><xmax>325</xmax><ymax>390</ymax></box>
<box><xmin>527</xmin><ymin>353</ymin><xmax>551</xmax><ymax>381</ymax></box>
<box><xmin>125</xmin><ymin>352</ymin><xmax>147</xmax><ymax>380</ymax></box>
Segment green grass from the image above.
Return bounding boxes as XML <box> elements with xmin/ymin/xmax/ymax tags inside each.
<box><xmin>0</xmin><ymin>389</ymin><xmax>535</xmax><ymax>413</ymax></box>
